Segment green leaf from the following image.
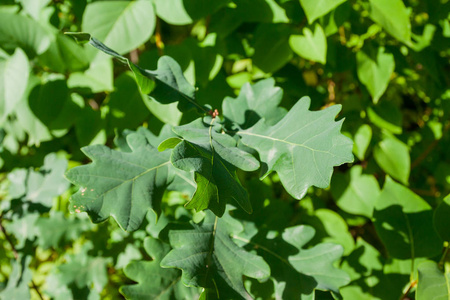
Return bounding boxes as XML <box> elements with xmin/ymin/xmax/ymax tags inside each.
<box><xmin>331</xmin><ymin>165</ymin><xmax>380</xmax><ymax>218</ymax></box>
<box><xmin>283</xmin><ymin>226</ymin><xmax>350</xmax><ymax>293</ymax></box>
<box><xmin>239</xmin><ymin>97</ymin><xmax>353</xmax><ymax>200</ymax></box>
<box><xmin>67</xmin><ymin>58</ymin><xmax>114</xmax><ymax>93</ymax></box>
<box><xmin>35</xmin><ymin>212</ymin><xmax>93</xmax><ymax>249</ymax></box>
<box><xmin>417</xmin><ymin>260</ymin><xmax>450</xmax><ymax>300</ymax></box>
<box><xmin>160</xmin><ymin>211</ymin><xmax>270</xmax><ymax>299</ymax></box>
<box><xmin>353</xmin><ymin>124</ymin><xmax>372</xmax><ymax>160</ymax></box>
<box><xmin>433</xmin><ymin>194</ymin><xmax>450</xmax><ymax>241</ymax></box>
<box><xmin>154</xmin><ymin>0</ymin><xmax>229</xmax><ymax>25</ymax></box>
<box><xmin>373</xmin><ymin>177</ymin><xmax>443</xmax><ymax>259</ymax></box>
<box><xmin>289</xmin><ymin>24</ymin><xmax>327</xmax><ymax>64</ymax></box>
<box><xmin>38</xmin><ymin>33</ymin><xmax>88</xmax><ymax>73</ymax></box>
<box><xmin>299</xmin><ymin>0</ymin><xmax>347</xmax><ymax>24</ymax></box>
<box><xmin>120</xmin><ymin>237</ymin><xmax>200</xmax><ymax>299</ymax></box>
<box><xmin>0</xmin><ymin>48</ymin><xmax>29</xmax><ymax>125</ymax></box>
<box><xmin>367</xmin><ymin>102</ymin><xmax>402</xmax><ymax>134</ymax></box>
<box><xmin>65</xmin><ymin>128</ymin><xmax>194</xmax><ymax>232</ymax></box>
<box><xmin>222</xmin><ymin>78</ymin><xmax>287</xmax><ymax>129</ymax></box>
<box><xmin>252</xmin><ymin>24</ymin><xmax>293</xmax><ymax>73</ymax></box>
<box><xmin>7</xmin><ymin>153</ymin><xmax>69</xmax><ymax>208</ymax></box>
<box><xmin>66</xmin><ymin>33</ymin><xmax>205</xmax><ymax>113</ymax></box>
<box><xmin>368</xmin><ymin>0</ymin><xmax>411</xmax><ymax>44</ymax></box>
<box><xmin>356</xmin><ymin>47</ymin><xmax>395</xmax><ymax>104</ymax></box>
<box><xmin>0</xmin><ymin>256</ymin><xmax>32</xmax><ymax>300</ymax></box>
<box><xmin>169</xmin><ymin>118</ymin><xmax>260</xmax><ymax>216</ymax></box>
<box><xmin>373</xmin><ymin>134</ymin><xmax>410</xmax><ymax>185</ymax></box>
<box><xmin>82</xmin><ymin>0</ymin><xmax>155</xmax><ymax>60</ymax></box>
<box><xmin>0</xmin><ymin>12</ymin><xmax>51</xmax><ymax>56</ymax></box>
<box><xmin>105</xmin><ymin>72</ymin><xmax>150</xmax><ymax>135</ymax></box>
<box><xmin>45</xmin><ymin>242</ymin><xmax>110</xmax><ymax>300</ymax></box>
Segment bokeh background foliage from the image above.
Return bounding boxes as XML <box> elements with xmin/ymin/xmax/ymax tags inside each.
<box><xmin>0</xmin><ymin>0</ymin><xmax>449</xmax><ymax>299</ymax></box>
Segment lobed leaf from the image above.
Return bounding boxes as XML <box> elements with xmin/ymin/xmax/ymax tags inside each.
<box><xmin>168</xmin><ymin>118</ymin><xmax>260</xmax><ymax>216</ymax></box>
<box><xmin>239</xmin><ymin>97</ymin><xmax>354</xmax><ymax>200</ymax></box>
<box><xmin>65</xmin><ymin>128</ymin><xmax>194</xmax><ymax>232</ymax></box>
<box><xmin>120</xmin><ymin>237</ymin><xmax>199</xmax><ymax>300</ymax></box>
<box><xmin>160</xmin><ymin>210</ymin><xmax>270</xmax><ymax>299</ymax></box>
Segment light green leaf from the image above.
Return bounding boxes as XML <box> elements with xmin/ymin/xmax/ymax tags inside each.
<box><xmin>160</xmin><ymin>211</ymin><xmax>270</xmax><ymax>299</ymax></box>
<box><xmin>0</xmin><ymin>256</ymin><xmax>32</xmax><ymax>300</ymax></box>
<box><xmin>373</xmin><ymin>177</ymin><xmax>443</xmax><ymax>259</ymax></box>
<box><xmin>154</xmin><ymin>0</ymin><xmax>229</xmax><ymax>25</ymax></box>
<box><xmin>373</xmin><ymin>134</ymin><xmax>410</xmax><ymax>185</ymax></box>
<box><xmin>369</xmin><ymin>0</ymin><xmax>411</xmax><ymax>44</ymax></box>
<box><xmin>331</xmin><ymin>165</ymin><xmax>380</xmax><ymax>218</ymax></box>
<box><xmin>82</xmin><ymin>0</ymin><xmax>155</xmax><ymax>60</ymax></box>
<box><xmin>239</xmin><ymin>97</ymin><xmax>353</xmax><ymax>200</ymax></box>
<box><xmin>289</xmin><ymin>23</ymin><xmax>327</xmax><ymax>64</ymax></box>
<box><xmin>120</xmin><ymin>237</ymin><xmax>199</xmax><ymax>299</ymax></box>
<box><xmin>0</xmin><ymin>12</ymin><xmax>51</xmax><ymax>56</ymax></box>
<box><xmin>417</xmin><ymin>260</ymin><xmax>450</xmax><ymax>300</ymax></box>
<box><xmin>299</xmin><ymin>0</ymin><xmax>347</xmax><ymax>24</ymax></box>
<box><xmin>356</xmin><ymin>47</ymin><xmax>395</xmax><ymax>104</ymax></box>
<box><xmin>433</xmin><ymin>194</ymin><xmax>450</xmax><ymax>241</ymax></box>
<box><xmin>65</xmin><ymin>129</ymin><xmax>194</xmax><ymax>232</ymax></box>
<box><xmin>35</xmin><ymin>212</ymin><xmax>93</xmax><ymax>250</ymax></box>
<box><xmin>222</xmin><ymin>78</ymin><xmax>287</xmax><ymax>129</ymax></box>
<box><xmin>7</xmin><ymin>153</ymin><xmax>69</xmax><ymax>208</ymax></box>
<box><xmin>46</xmin><ymin>242</ymin><xmax>109</xmax><ymax>300</ymax></box>
<box><xmin>169</xmin><ymin>118</ymin><xmax>260</xmax><ymax>216</ymax></box>
<box><xmin>68</xmin><ymin>58</ymin><xmax>114</xmax><ymax>93</ymax></box>
<box><xmin>38</xmin><ymin>33</ymin><xmax>88</xmax><ymax>73</ymax></box>
<box><xmin>283</xmin><ymin>225</ymin><xmax>350</xmax><ymax>293</ymax></box>
<box><xmin>0</xmin><ymin>48</ymin><xmax>29</xmax><ymax>125</ymax></box>
<box><xmin>353</xmin><ymin>124</ymin><xmax>372</xmax><ymax>160</ymax></box>
<box><xmin>16</xmin><ymin>0</ymin><xmax>51</xmax><ymax>20</ymax></box>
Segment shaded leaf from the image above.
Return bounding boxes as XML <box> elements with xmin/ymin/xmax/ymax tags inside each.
<box><xmin>433</xmin><ymin>193</ymin><xmax>450</xmax><ymax>241</ymax></box>
<box><xmin>120</xmin><ymin>237</ymin><xmax>199</xmax><ymax>299</ymax></box>
<box><xmin>160</xmin><ymin>210</ymin><xmax>270</xmax><ymax>299</ymax></box>
<box><xmin>222</xmin><ymin>78</ymin><xmax>287</xmax><ymax>129</ymax></box>
<box><xmin>373</xmin><ymin>177</ymin><xmax>442</xmax><ymax>259</ymax></box>
<box><xmin>239</xmin><ymin>97</ymin><xmax>353</xmax><ymax>200</ymax></box>
<box><xmin>169</xmin><ymin>118</ymin><xmax>260</xmax><ymax>216</ymax></box>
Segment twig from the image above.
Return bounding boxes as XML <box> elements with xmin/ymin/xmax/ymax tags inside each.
<box><xmin>0</xmin><ymin>216</ymin><xmax>45</xmax><ymax>300</ymax></box>
<box><xmin>399</xmin><ymin>280</ymin><xmax>417</xmax><ymax>300</ymax></box>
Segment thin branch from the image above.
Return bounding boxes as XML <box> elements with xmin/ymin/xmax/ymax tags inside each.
<box><xmin>399</xmin><ymin>279</ymin><xmax>417</xmax><ymax>300</ymax></box>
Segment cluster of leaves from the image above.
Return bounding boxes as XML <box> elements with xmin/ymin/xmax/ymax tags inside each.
<box><xmin>0</xmin><ymin>0</ymin><xmax>449</xmax><ymax>299</ymax></box>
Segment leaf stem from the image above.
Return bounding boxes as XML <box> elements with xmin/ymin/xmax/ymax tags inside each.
<box><xmin>0</xmin><ymin>215</ymin><xmax>44</xmax><ymax>300</ymax></box>
<box><xmin>438</xmin><ymin>242</ymin><xmax>449</xmax><ymax>270</ymax></box>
